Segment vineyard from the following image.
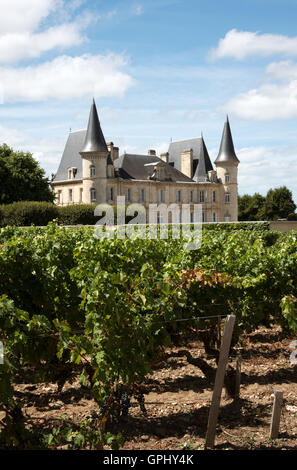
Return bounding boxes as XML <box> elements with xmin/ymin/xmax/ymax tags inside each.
<box><xmin>0</xmin><ymin>224</ymin><xmax>297</xmax><ymax>450</ymax></box>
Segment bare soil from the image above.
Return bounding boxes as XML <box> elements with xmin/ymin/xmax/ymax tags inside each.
<box><xmin>10</xmin><ymin>325</ymin><xmax>297</xmax><ymax>450</ymax></box>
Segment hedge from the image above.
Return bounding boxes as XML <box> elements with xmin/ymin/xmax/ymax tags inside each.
<box><xmin>202</xmin><ymin>222</ymin><xmax>270</xmax><ymax>231</ymax></box>
<box><xmin>0</xmin><ymin>201</ymin><xmax>58</xmax><ymax>227</ymax></box>
<box><xmin>0</xmin><ymin>202</ymin><xmax>135</xmax><ymax>227</ymax></box>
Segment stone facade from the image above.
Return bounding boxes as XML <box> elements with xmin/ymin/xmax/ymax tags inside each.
<box><xmin>52</xmin><ymin>101</ymin><xmax>240</xmax><ymax>223</ymax></box>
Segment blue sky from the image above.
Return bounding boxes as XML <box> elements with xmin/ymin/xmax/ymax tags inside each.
<box><xmin>1</xmin><ymin>0</ymin><xmax>297</xmax><ymax>202</ymax></box>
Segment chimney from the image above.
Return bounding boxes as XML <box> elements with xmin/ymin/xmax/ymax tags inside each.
<box><xmin>107</xmin><ymin>142</ymin><xmax>119</xmax><ymax>161</ymax></box>
<box><xmin>181</xmin><ymin>149</ymin><xmax>193</xmax><ymax>178</ymax></box>
<box><xmin>148</xmin><ymin>149</ymin><xmax>156</xmax><ymax>156</ymax></box>
<box><xmin>161</xmin><ymin>152</ymin><xmax>169</xmax><ymax>163</ymax></box>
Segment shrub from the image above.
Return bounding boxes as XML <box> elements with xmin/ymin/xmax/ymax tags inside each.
<box><xmin>57</xmin><ymin>204</ymin><xmax>98</xmax><ymax>225</ymax></box>
<box><xmin>0</xmin><ymin>201</ymin><xmax>58</xmax><ymax>227</ymax></box>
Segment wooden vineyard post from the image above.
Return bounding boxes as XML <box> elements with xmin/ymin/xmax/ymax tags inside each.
<box><xmin>235</xmin><ymin>354</ymin><xmax>242</xmax><ymax>400</ymax></box>
<box><xmin>205</xmin><ymin>314</ymin><xmax>236</xmax><ymax>450</ymax></box>
<box><xmin>270</xmin><ymin>390</ymin><xmax>283</xmax><ymax>439</ymax></box>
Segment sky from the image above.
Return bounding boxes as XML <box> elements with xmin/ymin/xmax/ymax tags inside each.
<box><xmin>1</xmin><ymin>0</ymin><xmax>297</xmax><ymax>202</ymax></box>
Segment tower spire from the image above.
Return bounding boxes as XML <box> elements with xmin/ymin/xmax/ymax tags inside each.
<box><xmin>215</xmin><ymin>116</ymin><xmax>239</xmax><ymax>163</ymax></box>
<box><xmin>81</xmin><ymin>99</ymin><xmax>108</xmax><ymax>153</ymax></box>
<box><xmin>193</xmin><ymin>134</ymin><xmax>213</xmax><ymax>182</ymax></box>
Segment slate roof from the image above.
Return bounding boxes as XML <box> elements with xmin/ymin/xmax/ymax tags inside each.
<box><xmin>168</xmin><ymin>136</ymin><xmax>214</xmax><ymax>181</ymax></box>
<box><xmin>215</xmin><ymin>116</ymin><xmax>239</xmax><ymax>164</ymax></box>
<box><xmin>193</xmin><ymin>136</ymin><xmax>214</xmax><ymax>182</ymax></box>
<box><xmin>81</xmin><ymin>99</ymin><xmax>108</xmax><ymax>153</ymax></box>
<box><xmin>113</xmin><ymin>153</ymin><xmax>193</xmax><ymax>182</ymax></box>
<box><xmin>54</xmin><ymin>130</ymin><xmax>86</xmax><ymax>181</ymax></box>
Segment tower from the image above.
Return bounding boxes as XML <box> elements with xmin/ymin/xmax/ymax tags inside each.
<box><xmin>79</xmin><ymin>99</ymin><xmax>109</xmax><ymax>204</ymax></box>
<box><xmin>214</xmin><ymin>116</ymin><xmax>240</xmax><ymax>221</ymax></box>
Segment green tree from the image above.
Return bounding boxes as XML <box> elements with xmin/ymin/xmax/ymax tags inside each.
<box><xmin>238</xmin><ymin>193</ymin><xmax>265</xmax><ymax>221</ymax></box>
<box><xmin>261</xmin><ymin>186</ymin><xmax>296</xmax><ymax>220</ymax></box>
<box><xmin>0</xmin><ymin>143</ymin><xmax>53</xmax><ymax>204</ymax></box>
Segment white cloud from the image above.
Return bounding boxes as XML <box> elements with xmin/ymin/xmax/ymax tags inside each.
<box><xmin>237</xmin><ymin>145</ymin><xmax>297</xmax><ymax>200</ymax></box>
<box><xmin>0</xmin><ymin>0</ymin><xmax>98</xmax><ymax>64</ymax></box>
<box><xmin>0</xmin><ymin>54</ymin><xmax>135</xmax><ymax>102</ymax></box>
<box><xmin>224</xmin><ymin>57</ymin><xmax>297</xmax><ymax>120</ymax></box>
<box><xmin>266</xmin><ymin>60</ymin><xmax>297</xmax><ymax>80</ymax></box>
<box><xmin>0</xmin><ymin>124</ymin><xmax>26</xmax><ymax>146</ymax></box>
<box><xmin>225</xmin><ymin>80</ymin><xmax>297</xmax><ymax>120</ymax></box>
<box><xmin>211</xmin><ymin>29</ymin><xmax>297</xmax><ymax>60</ymax></box>
<box><xmin>0</xmin><ymin>0</ymin><xmax>57</xmax><ymax>34</ymax></box>
<box><xmin>0</xmin><ymin>21</ymin><xmax>89</xmax><ymax>64</ymax></box>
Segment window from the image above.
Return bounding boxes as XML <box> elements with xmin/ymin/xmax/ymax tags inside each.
<box><xmin>107</xmin><ymin>166</ymin><xmax>113</xmax><ymax>178</ymax></box>
<box><xmin>189</xmin><ymin>190</ymin><xmax>194</xmax><ymax>203</ymax></box>
<box><xmin>224</xmin><ymin>215</ymin><xmax>231</xmax><ymax>222</ymax></box>
<box><xmin>212</xmin><ymin>212</ymin><xmax>217</xmax><ymax>222</ymax></box>
<box><xmin>190</xmin><ymin>212</ymin><xmax>194</xmax><ymax>223</ymax></box>
<box><xmin>126</xmin><ymin>188</ymin><xmax>131</xmax><ymax>202</ymax></box>
<box><xmin>176</xmin><ymin>190</ymin><xmax>182</xmax><ymax>203</ymax></box>
<box><xmin>90</xmin><ymin>188</ymin><xmax>96</xmax><ymax>202</ymax></box>
<box><xmin>68</xmin><ymin>168</ymin><xmax>72</xmax><ymax>180</ymax></box>
<box><xmin>157</xmin><ymin>169</ymin><xmax>162</xmax><ymax>180</ymax></box>
<box><xmin>58</xmin><ymin>190</ymin><xmax>62</xmax><ymax>205</ymax></box>
<box><xmin>225</xmin><ymin>193</ymin><xmax>230</xmax><ymax>204</ymax></box>
<box><xmin>225</xmin><ymin>173</ymin><xmax>230</xmax><ymax>184</ymax></box>
<box><xmin>158</xmin><ymin>189</ymin><xmax>165</xmax><ymax>203</ymax></box>
<box><xmin>139</xmin><ymin>189</ymin><xmax>145</xmax><ymax>202</ymax></box>
<box><xmin>212</xmin><ymin>191</ymin><xmax>216</xmax><ymax>203</ymax></box>
<box><xmin>109</xmin><ymin>187</ymin><xmax>114</xmax><ymax>201</ymax></box>
<box><xmin>79</xmin><ymin>188</ymin><xmax>83</xmax><ymax>203</ymax></box>
<box><xmin>157</xmin><ymin>213</ymin><xmax>164</xmax><ymax>224</ymax></box>
<box><xmin>68</xmin><ymin>189</ymin><xmax>73</xmax><ymax>202</ymax></box>
<box><xmin>202</xmin><ymin>212</ymin><xmax>206</xmax><ymax>223</ymax></box>
<box><xmin>199</xmin><ymin>191</ymin><xmax>204</xmax><ymax>203</ymax></box>
<box><xmin>90</xmin><ymin>165</ymin><xmax>95</xmax><ymax>177</ymax></box>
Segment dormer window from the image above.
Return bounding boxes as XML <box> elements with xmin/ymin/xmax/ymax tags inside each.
<box><xmin>68</xmin><ymin>167</ymin><xmax>77</xmax><ymax>179</ymax></box>
<box><xmin>107</xmin><ymin>166</ymin><xmax>113</xmax><ymax>178</ymax></box>
<box><xmin>90</xmin><ymin>165</ymin><xmax>96</xmax><ymax>177</ymax></box>
<box><xmin>157</xmin><ymin>168</ymin><xmax>162</xmax><ymax>180</ymax></box>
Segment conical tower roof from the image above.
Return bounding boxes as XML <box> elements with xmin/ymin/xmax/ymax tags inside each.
<box><xmin>81</xmin><ymin>99</ymin><xmax>108</xmax><ymax>153</ymax></box>
<box><xmin>193</xmin><ymin>135</ymin><xmax>213</xmax><ymax>182</ymax></box>
<box><xmin>215</xmin><ymin>116</ymin><xmax>239</xmax><ymax>164</ymax></box>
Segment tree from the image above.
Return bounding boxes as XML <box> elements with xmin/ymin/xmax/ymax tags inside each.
<box><xmin>0</xmin><ymin>143</ymin><xmax>54</xmax><ymax>204</ymax></box>
<box><xmin>239</xmin><ymin>186</ymin><xmax>297</xmax><ymax>221</ymax></box>
<box><xmin>261</xmin><ymin>186</ymin><xmax>297</xmax><ymax>221</ymax></box>
<box><xmin>238</xmin><ymin>193</ymin><xmax>265</xmax><ymax>221</ymax></box>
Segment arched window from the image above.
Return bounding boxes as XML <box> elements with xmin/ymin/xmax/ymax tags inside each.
<box><xmin>90</xmin><ymin>188</ymin><xmax>96</xmax><ymax>202</ymax></box>
<box><xmin>90</xmin><ymin>165</ymin><xmax>96</xmax><ymax>177</ymax></box>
